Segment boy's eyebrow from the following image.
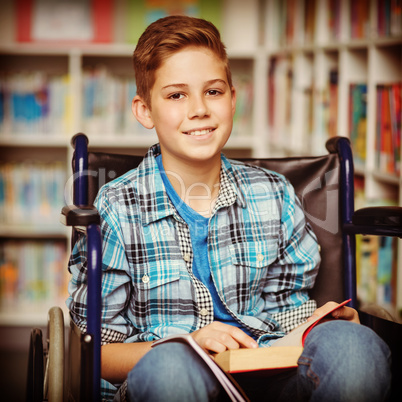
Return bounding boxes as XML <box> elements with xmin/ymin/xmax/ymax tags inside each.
<box><xmin>162</xmin><ymin>79</ymin><xmax>228</xmax><ymax>91</ymax></box>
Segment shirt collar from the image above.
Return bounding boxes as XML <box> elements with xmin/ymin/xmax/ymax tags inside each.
<box><xmin>137</xmin><ymin>144</ymin><xmax>246</xmax><ymax>225</ymax></box>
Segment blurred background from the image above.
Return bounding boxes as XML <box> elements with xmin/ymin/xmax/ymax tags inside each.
<box><xmin>0</xmin><ymin>1</ymin><xmax>401</xmax><ymax>400</ymax></box>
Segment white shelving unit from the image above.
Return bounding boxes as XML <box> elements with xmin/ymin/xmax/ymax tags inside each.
<box><xmin>0</xmin><ymin>0</ymin><xmax>401</xmax><ymax>325</ymax></box>
<box><xmin>263</xmin><ymin>0</ymin><xmax>402</xmax><ymax>317</ymax></box>
<box><xmin>0</xmin><ymin>0</ymin><xmax>262</xmax><ymax>326</ymax></box>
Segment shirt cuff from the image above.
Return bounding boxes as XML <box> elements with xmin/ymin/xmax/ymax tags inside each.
<box><xmin>76</xmin><ymin>322</ymin><xmax>127</xmax><ymax>345</ymax></box>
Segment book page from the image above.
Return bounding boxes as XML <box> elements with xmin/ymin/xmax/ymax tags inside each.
<box><xmin>153</xmin><ymin>334</ymin><xmax>249</xmax><ymax>402</ymax></box>
<box><xmin>274</xmin><ymin>299</ymin><xmax>351</xmax><ymax>347</ymax></box>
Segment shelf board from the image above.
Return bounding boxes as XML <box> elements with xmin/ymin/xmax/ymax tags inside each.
<box><xmin>225</xmin><ymin>135</ymin><xmax>255</xmax><ymax>149</ymax></box>
<box><xmin>0</xmin><ymin>224</ymin><xmax>68</xmax><ymax>239</ymax></box>
<box><xmin>0</xmin><ymin>304</ymin><xmax>70</xmax><ymax>327</ymax></box>
<box><xmin>372</xmin><ymin>171</ymin><xmax>401</xmax><ymax>185</ymax></box>
<box><xmin>86</xmin><ymin>133</ymin><xmax>158</xmax><ymax>148</ymax></box>
<box><xmin>266</xmin><ymin>35</ymin><xmax>402</xmax><ymax>56</ymax></box>
<box><xmin>0</xmin><ymin>42</ymin><xmax>134</xmax><ymax>57</ymax></box>
<box><xmin>0</xmin><ymin>134</ymin><xmax>69</xmax><ymax>147</ymax></box>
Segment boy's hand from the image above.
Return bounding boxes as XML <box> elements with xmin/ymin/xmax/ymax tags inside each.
<box><xmin>191</xmin><ymin>321</ymin><xmax>258</xmax><ymax>354</ymax></box>
<box><xmin>308</xmin><ymin>301</ymin><xmax>360</xmax><ymax>324</ymax></box>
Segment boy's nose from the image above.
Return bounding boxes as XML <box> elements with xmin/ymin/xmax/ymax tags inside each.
<box><xmin>188</xmin><ymin>95</ymin><xmax>209</xmax><ymax>119</ymax></box>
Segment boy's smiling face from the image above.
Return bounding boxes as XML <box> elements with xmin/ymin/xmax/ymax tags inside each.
<box><xmin>134</xmin><ymin>46</ymin><xmax>236</xmax><ymax>170</ymax></box>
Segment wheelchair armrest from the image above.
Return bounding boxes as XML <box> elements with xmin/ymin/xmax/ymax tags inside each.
<box><xmin>60</xmin><ymin>205</ymin><xmax>100</xmax><ymax>227</ymax></box>
<box><xmin>344</xmin><ymin>206</ymin><xmax>402</xmax><ymax>237</ymax></box>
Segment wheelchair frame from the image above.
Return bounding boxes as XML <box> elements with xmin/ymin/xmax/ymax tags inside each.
<box><xmin>27</xmin><ymin>133</ymin><xmax>401</xmax><ymax>401</ymax></box>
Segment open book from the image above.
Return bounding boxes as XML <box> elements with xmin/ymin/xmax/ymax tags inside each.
<box><xmin>152</xmin><ymin>299</ymin><xmax>351</xmax><ymax>401</ymax></box>
<box><xmin>214</xmin><ymin>299</ymin><xmax>351</xmax><ymax>373</ymax></box>
<box><xmin>153</xmin><ymin>331</ymin><xmax>250</xmax><ymax>402</ymax></box>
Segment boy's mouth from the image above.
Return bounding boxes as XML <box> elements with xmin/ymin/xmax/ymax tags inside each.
<box><xmin>183</xmin><ymin>128</ymin><xmax>215</xmax><ymax>136</ymax></box>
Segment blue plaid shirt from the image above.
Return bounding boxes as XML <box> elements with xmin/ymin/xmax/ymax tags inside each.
<box><xmin>67</xmin><ymin>144</ymin><xmax>320</xmax><ymax>400</ymax></box>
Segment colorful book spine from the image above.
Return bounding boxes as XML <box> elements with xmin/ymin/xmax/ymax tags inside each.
<box><xmin>0</xmin><ymin>161</ymin><xmax>66</xmax><ymax>226</ymax></box>
<box><xmin>267</xmin><ymin>57</ymin><xmax>293</xmax><ymax>145</ymax></box>
<box><xmin>328</xmin><ymin>0</ymin><xmax>341</xmax><ymax>40</ymax></box>
<box><xmin>350</xmin><ymin>0</ymin><xmax>370</xmax><ymax>39</ymax></box>
<box><xmin>356</xmin><ymin>234</ymin><xmax>398</xmax><ymax>312</ymax></box>
<box><xmin>327</xmin><ymin>70</ymin><xmax>339</xmax><ymax>138</ymax></box>
<box><xmin>16</xmin><ymin>0</ymin><xmax>113</xmax><ymax>43</ymax></box>
<box><xmin>231</xmin><ymin>72</ymin><xmax>253</xmax><ymax>137</ymax></box>
<box><xmin>0</xmin><ymin>72</ymin><xmax>70</xmax><ymax>136</ymax></box>
<box><xmin>377</xmin><ymin>0</ymin><xmax>402</xmax><ymax>37</ymax></box>
<box><xmin>82</xmin><ymin>66</ymin><xmax>153</xmax><ymax>136</ymax></box>
<box><xmin>0</xmin><ymin>241</ymin><xmax>68</xmax><ymax>310</ymax></box>
<box><xmin>349</xmin><ymin>83</ymin><xmax>368</xmax><ymax>167</ymax></box>
<box><xmin>375</xmin><ymin>83</ymin><xmax>401</xmax><ymax>176</ymax></box>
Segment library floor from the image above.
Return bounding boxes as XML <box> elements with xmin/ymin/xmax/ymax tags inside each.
<box><xmin>0</xmin><ymin>349</ymin><xmax>27</xmax><ymax>401</ymax></box>
<box><xmin>0</xmin><ymin>325</ymin><xmax>69</xmax><ymax>401</ymax></box>
<box><xmin>0</xmin><ymin>326</ymin><xmax>34</xmax><ymax>402</ymax></box>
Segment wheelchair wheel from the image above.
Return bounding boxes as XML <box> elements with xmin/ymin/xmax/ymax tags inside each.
<box><xmin>26</xmin><ymin>328</ymin><xmax>44</xmax><ymax>402</ymax></box>
<box><xmin>44</xmin><ymin>306</ymin><xmax>65</xmax><ymax>402</ymax></box>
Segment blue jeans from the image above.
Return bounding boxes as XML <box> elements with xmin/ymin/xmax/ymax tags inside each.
<box><xmin>126</xmin><ymin>321</ymin><xmax>391</xmax><ymax>402</ymax></box>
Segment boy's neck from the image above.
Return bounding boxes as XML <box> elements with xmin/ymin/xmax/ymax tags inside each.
<box><xmin>160</xmin><ymin>155</ymin><xmax>221</xmax><ymax>217</ymax></box>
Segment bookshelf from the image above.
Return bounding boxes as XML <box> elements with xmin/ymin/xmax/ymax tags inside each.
<box><xmin>0</xmin><ymin>0</ymin><xmax>401</xmax><ymax>325</ymax></box>
<box><xmin>0</xmin><ymin>0</ymin><xmax>261</xmax><ymax>326</ymax></box>
<box><xmin>263</xmin><ymin>0</ymin><xmax>402</xmax><ymax>319</ymax></box>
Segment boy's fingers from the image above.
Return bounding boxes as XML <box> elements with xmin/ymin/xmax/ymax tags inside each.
<box><xmin>228</xmin><ymin>326</ymin><xmax>258</xmax><ymax>349</ymax></box>
<box><xmin>332</xmin><ymin>306</ymin><xmax>360</xmax><ymax>323</ymax></box>
<box><xmin>307</xmin><ymin>301</ymin><xmax>338</xmax><ymax>321</ymax></box>
<box><xmin>308</xmin><ymin>302</ymin><xmax>360</xmax><ymax>324</ymax></box>
<box><xmin>192</xmin><ymin>322</ymin><xmax>258</xmax><ymax>353</ymax></box>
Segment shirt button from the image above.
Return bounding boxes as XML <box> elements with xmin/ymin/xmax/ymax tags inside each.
<box><xmin>200</xmin><ymin>308</ymin><xmax>209</xmax><ymax>316</ymax></box>
<box><xmin>183</xmin><ymin>253</ymin><xmax>191</xmax><ymax>262</ymax></box>
<box><xmin>142</xmin><ymin>274</ymin><xmax>150</xmax><ymax>284</ymax></box>
<box><xmin>257</xmin><ymin>253</ymin><xmax>264</xmax><ymax>262</ymax></box>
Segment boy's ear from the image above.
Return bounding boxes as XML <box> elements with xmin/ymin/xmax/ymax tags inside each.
<box><xmin>231</xmin><ymin>86</ymin><xmax>237</xmax><ymax>116</ymax></box>
<box><xmin>132</xmin><ymin>95</ymin><xmax>154</xmax><ymax>129</ymax></box>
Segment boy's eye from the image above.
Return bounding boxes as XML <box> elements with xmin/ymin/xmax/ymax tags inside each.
<box><xmin>206</xmin><ymin>89</ymin><xmax>222</xmax><ymax>96</ymax></box>
<box><xmin>169</xmin><ymin>93</ymin><xmax>184</xmax><ymax>100</ymax></box>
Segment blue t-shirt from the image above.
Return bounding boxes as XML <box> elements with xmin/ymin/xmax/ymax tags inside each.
<box><xmin>156</xmin><ymin>155</ymin><xmax>254</xmax><ymax>337</ymax></box>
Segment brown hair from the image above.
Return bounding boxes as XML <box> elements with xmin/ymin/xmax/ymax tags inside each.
<box><xmin>133</xmin><ymin>15</ymin><xmax>232</xmax><ymax>108</ymax></box>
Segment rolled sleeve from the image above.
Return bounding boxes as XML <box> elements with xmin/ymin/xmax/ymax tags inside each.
<box><xmin>67</xmin><ymin>187</ymin><xmax>136</xmax><ymax>344</ymax></box>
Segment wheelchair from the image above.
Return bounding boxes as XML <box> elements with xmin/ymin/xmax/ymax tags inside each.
<box><xmin>27</xmin><ymin>133</ymin><xmax>402</xmax><ymax>401</ymax></box>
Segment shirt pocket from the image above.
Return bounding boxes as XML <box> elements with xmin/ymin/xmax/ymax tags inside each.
<box><xmin>229</xmin><ymin>237</ymin><xmax>279</xmax><ymax>270</ymax></box>
<box><xmin>226</xmin><ymin>238</ymin><xmax>279</xmax><ymax>309</ymax></box>
<box><xmin>134</xmin><ymin>259</ymin><xmax>181</xmax><ymax>292</ymax></box>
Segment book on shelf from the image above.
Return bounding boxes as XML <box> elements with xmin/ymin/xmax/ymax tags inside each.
<box><xmin>274</xmin><ymin>0</ymin><xmax>314</xmax><ymax>46</ymax></box>
<box><xmin>327</xmin><ymin>70</ymin><xmax>339</xmax><ymax>139</ymax></box>
<box><xmin>303</xmin><ymin>0</ymin><xmax>316</xmax><ymax>44</ymax></box>
<box><xmin>311</xmin><ymin>69</ymin><xmax>338</xmax><ymax>155</ymax></box>
<box><xmin>16</xmin><ymin>0</ymin><xmax>113</xmax><ymax>43</ymax></box>
<box><xmin>375</xmin><ymin>83</ymin><xmax>401</xmax><ymax>176</ymax></box>
<box><xmin>349</xmin><ymin>83</ymin><xmax>367</xmax><ymax>167</ymax></box>
<box><xmin>0</xmin><ymin>240</ymin><xmax>68</xmax><ymax>311</ymax></box>
<box><xmin>82</xmin><ymin>66</ymin><xmax>147</xmax><ymax>136</ymax></box>
<box><xmin>357</xmin><ymin>234</ymin><xmax>399</xmax><ymax>311</ymax></box>
<box><xmin>377</xmin><ymin>0</ymin><xmax>402</xmax><ymax>37</ymax></box>
<box><xmin>350</xmin><ymin>0</ymin><xmax>370</xmax><ymax>39</ymax></box>
<box><xmin>0</xmin><ymin>72</ymin><xmax>71</xmax><ymax>136</ymax></box>
<box><xmin>154</xmin><ymin>300</ymin><xmax>350</xmax><ymax>386</ymax></box>
<box><xmin>0</xmin><ymin>161</ymin><xmax>66</xmax><ymax>226</ymax></box>
<box><xmin>125</xmin><ymin>0</ymin><xmax>222</xmax><ymax>44</ymax></box>
<box><xmin>268</xmin><ymin>57</ymin><xmax>293</xmax><ymax>146</ymax></box>
<box><xmin>327</xmin><ymin>0</ymin><xmax>341</xmax><ymax>41</ymax></box>
<box><xmin>355</xmin><ymin>180</ymin><xmax>399</xmax><ymax>312</ymax></box>
<box><xmin>231</xmin><ymin>72</ymin><xmax>253</xmax><ymax>137</ymax></box>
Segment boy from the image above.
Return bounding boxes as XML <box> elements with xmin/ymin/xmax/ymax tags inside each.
<box><xmin>68</xmin><ymin>15</ymin><xmax>391</xmax><ymax>401</ymax></box>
